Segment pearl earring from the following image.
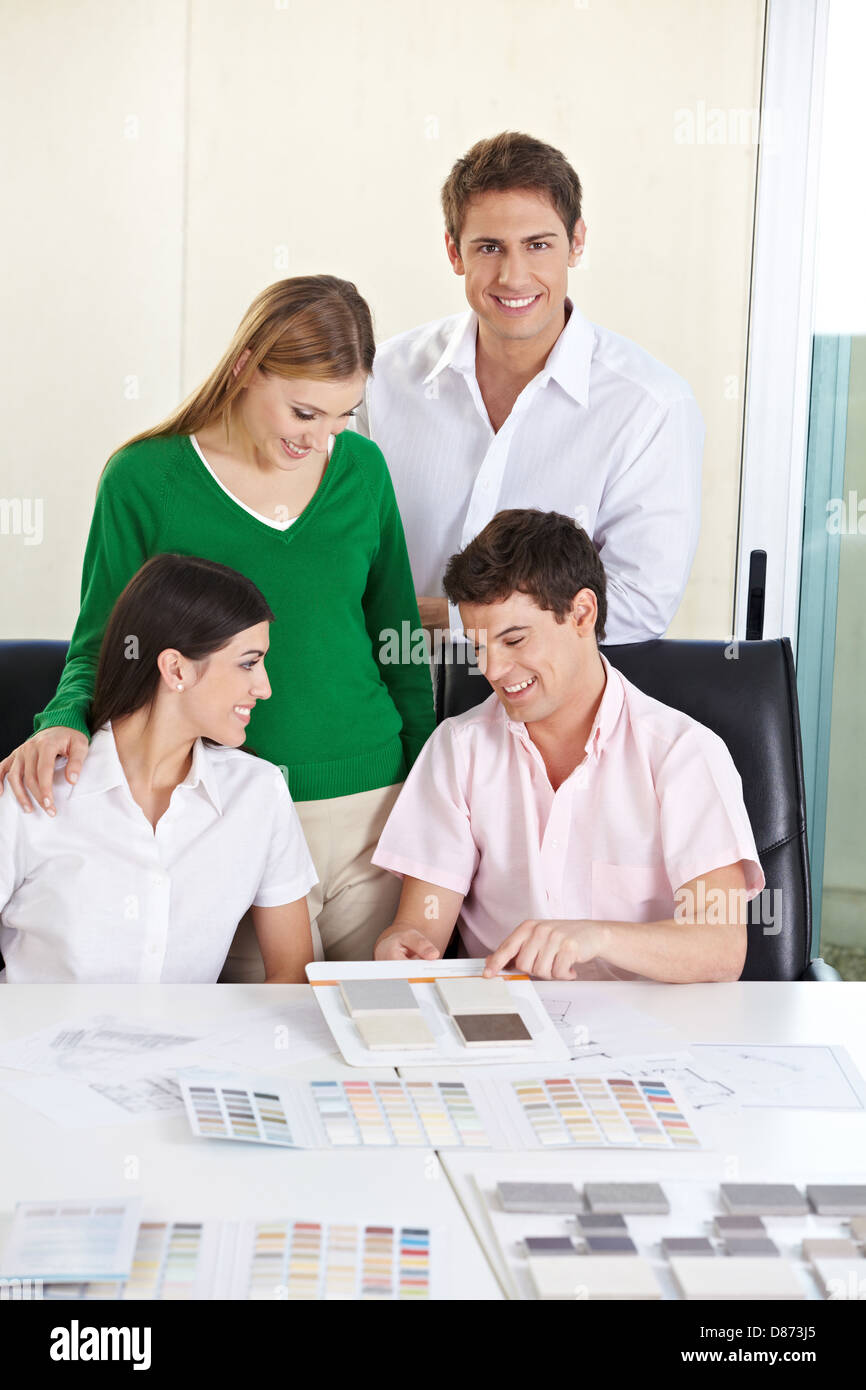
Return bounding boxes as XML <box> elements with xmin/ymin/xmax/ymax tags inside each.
<box><xmin>176</xmin><ymin>683</ymin><xmax>184</xmax><ymax>692</ymax></box>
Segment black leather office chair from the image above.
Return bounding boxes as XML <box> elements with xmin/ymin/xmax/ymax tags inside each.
<box><xmin>436</xmin><ymin>638</ymin><xmax>837</xmax><ymax>982</ymax></box>
<box><xmin>0</xmin><ymin>640</ymin><xmax>70</xmax><ymax>760</ymax></box>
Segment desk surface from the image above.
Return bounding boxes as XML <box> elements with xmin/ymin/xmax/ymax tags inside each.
<box><xmin>1</xmin><ymin>981</ymin><xmax>864</xmax><ymax>1301</ymax></box>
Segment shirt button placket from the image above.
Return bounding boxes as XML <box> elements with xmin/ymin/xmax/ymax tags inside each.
<box><xmin>142</xmin><ymin>869</ymin><xmax>170</xmax><ymax>983</ymax></box>
<box><xmin>542</xmin><ymin>791</ymin><xmax>568</xmax><ymax>919</ymax></box>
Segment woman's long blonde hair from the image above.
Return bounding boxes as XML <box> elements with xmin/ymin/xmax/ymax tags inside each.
<box><xmin>113</xmin><ymin>275</ymin><xmax>375</xmax><ymax>461</ymax></box>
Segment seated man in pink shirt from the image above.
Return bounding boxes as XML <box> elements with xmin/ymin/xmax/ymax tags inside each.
<box><xmin>372</xmin><ymin>509</ymin><xmax>765</xmax><ymax>982</ymax></box>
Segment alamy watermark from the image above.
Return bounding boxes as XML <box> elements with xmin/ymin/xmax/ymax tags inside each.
<box><xmin>379</xmin><ymin>622</ymin><xmax>485</xmax><ymax>671</ymax></box>
<box><xmin>674</xmin><ymin>883</ymin><xmax>781</xmax><ymax>935</ymax></box>
<box><xmin>826</xmin><ymin>491</ymin><xmax>866</xmax><ymax>534</ymax></box>
<box><xmin>0</xmin><ymin>497</ymin><xmax>43</xmax><ymax>545</ymax></box>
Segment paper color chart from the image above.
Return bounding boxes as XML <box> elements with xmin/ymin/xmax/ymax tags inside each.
<box><xmin>122</xmin><ymin>1221</ymin><xmax>205</xmax><ymax>1300</ymax></box>
<box><xmin>0</xmin><ymin>1199</ymin><xmax>142</xmax><ymax>1282</ymax></box>
<box><xmin>186</xmin><ymin>1081</ymin><xmax>296</xmax><ymax>1146</ymax></box>
<box><xmin>244</xmin><ymin>1220</ymin><xmax>432</xmax><ymax>1299</ymax></box>
<box><xmin>512</xmin><ymin>1076</ymin><xmax>701</xmax><ymax>1149</ymax></box>
<box><xmin>310</xmin><ymin>1079</ymin><xmax>492</xmax><ymax>1148</ymax></box>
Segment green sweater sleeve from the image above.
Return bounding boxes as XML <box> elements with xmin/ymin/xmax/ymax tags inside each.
<box><xmin>33</xmin><ymin>442</ymin><xmax>168</xmax><ymax>737</ymax></box>
<box><xmin>360</xmin><ymin>446</ymin><xmax>436</xmax><ymax>772</ymax></box>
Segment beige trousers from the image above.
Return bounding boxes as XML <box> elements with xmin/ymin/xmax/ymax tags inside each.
<box><xmin>218</xmin><ymin>781</ymin><xmax>404</xmax><ymax>982</ymax></box>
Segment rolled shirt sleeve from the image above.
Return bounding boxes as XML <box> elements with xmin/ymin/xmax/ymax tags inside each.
<box><xmin>252</xmin><ymin>769</ymin><xmax>320</xmax><ymax>908</ymax></box>
<box><xmin>654</xmin><ymin>724</ymin><xmax>765</xmax><ymax>898</ymax></box>
<box><xmin>372</xmin><ymin>722</ymin><xmax>479</xmax><ymax>894</ymax></box>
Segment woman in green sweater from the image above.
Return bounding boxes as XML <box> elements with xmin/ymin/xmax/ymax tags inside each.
<box><xmin>0</xmin><ymin>276</ymin><xmax>435</xmax><ymax>968</ymax></box>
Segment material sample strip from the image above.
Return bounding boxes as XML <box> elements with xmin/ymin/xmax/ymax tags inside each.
<box><xmin>670</xmin><ymin>1255</ymin><xmax>805</xmax><ymax>1300</ymax></box>
<box><xmin>339</xmin><ymin>979</ymin><xmax>419</xmax><ymax>1016</ymax></box>
<box><xmin>435</xmin><ymin>977</ymin><xmax>517</xmax><ymax>1015</ymax></box>
<box><xmin>356</xmin><ymin>1013</ymin><xmax>435</xmax><ymax>1050</ymax></box>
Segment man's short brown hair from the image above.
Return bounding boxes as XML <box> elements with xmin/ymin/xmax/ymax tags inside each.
<box><xmin>443</xmin><ymin>509</ymin><xmax>607</xmax><ymax>641</ymax></box>
<box><xmin>441</xmin><ymin>131</ymin><xmax>583</xmax><ymax>249</ymax></box>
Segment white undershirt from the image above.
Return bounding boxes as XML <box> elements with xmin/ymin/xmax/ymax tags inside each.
<box><xmin>190</xmin><ymin>432</ymin><xmax>335</xmax><ymax>530</ymax></box>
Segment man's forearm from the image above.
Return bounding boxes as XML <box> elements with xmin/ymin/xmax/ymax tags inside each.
<box><xmin>593</xmin><ymin>917</ymin><xmax>746</xmax><ymax>983</ymax></box>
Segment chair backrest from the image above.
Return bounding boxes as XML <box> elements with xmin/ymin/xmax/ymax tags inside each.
<box><xmin>0</xmin><ymin>640</ymin><xmax>70</xmax><ymax>759</ymax></box>
<box><xmin>436</xmin><ymin>638</ymin><xmax>812</xmax><ymax>981</ymax></box>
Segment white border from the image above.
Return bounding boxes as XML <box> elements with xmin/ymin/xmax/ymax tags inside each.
<box><xmin>735</xmin><ymin>0</ymin><xmax>829</xmax><ymax>647</ymax></box>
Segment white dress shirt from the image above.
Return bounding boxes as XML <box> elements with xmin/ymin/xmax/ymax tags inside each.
<box><xmin>358</xmin><ymin>300</ymin><xmax>704</xmax><ymax>643</ymax></box>
<box><xmin>0</xmin><ymin>726</ymin><xmax>318</xmax><ymax>983</ymax></box>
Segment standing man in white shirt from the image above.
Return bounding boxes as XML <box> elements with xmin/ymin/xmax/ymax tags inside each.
<box><xmin>357</xmin><ymin>131</ymin><xmax>704</xmax><ymax>644</ymax></box>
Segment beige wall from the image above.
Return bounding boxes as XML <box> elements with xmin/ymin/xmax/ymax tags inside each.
<box><xmin>0</xmin><ymin>0</ymin><xmax>187</xmax><ymax>637</ymax></box>
<box><xmin>1</xmin><ymin>0</ymin><xmax>765</xmax><ymax>640</ymax></box>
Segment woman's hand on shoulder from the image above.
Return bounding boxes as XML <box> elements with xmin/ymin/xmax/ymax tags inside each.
<box><xmin>0</xmin><ymin>726</ymin><xmax>90</xmax><ymax>815</ymax></box>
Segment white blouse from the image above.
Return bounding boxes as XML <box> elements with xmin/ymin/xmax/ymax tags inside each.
<box><xmin>0</xmin><ymin>726</ymin><xmax>318</xmax><ymax>983</ymax></box>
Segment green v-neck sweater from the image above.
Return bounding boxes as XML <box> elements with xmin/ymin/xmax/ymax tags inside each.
<box><xmin>34</xmin><ymin>431</ymin><xmax>436</xmax><ymax>801</ymax></box>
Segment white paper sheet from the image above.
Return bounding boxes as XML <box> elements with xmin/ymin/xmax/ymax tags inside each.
<box><xmin>0</xmin><ymin>1014</ymin><xmax>203</xmax><ymax>1082</ymax></box>
<box><xmin>689</xmin><ymin>1044</ymin><xmax>866</xmax><ymax>1110</ymax></box>
<box><xmin>536</xmin><ymin>984</ymin><xmax>686</xmax><ymax>1061</ymax></box>
<box><xmin>0</xmin><ymin>1074</ymin><xmax>184</xmax><ymax>1129</ymax></box>
<box><xmin>601</xmin><ymin>1044</ymin><xmax>866</xmax><ymax>1111</ymax></box>
<box><xmin>195</xmin><ymin>997</ymin><xmax>337</xmax><ymax>1071</ymax></box>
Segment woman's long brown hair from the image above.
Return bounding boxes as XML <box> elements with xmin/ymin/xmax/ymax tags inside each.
<box><xmin>89</xmin><ymin>553</ymin><xmax>275</xmax><ymax>734</ymax></box>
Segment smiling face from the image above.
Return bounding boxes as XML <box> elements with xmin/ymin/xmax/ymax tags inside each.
<box><xmin>233</xmin><ymin>367</ymin><xmax>367</xmax><ymax>473</ymax></box>
<box><xmin>445</xmin><ymin>188</ymin><xmax>585</xmax><ymax>345</ymax></box>
<box><xmin>167</xmin><ymin>621</ymin><xmax>273</xmax><ymax>748</ymax></box>
<box><xmin>461</xmin><ymin>590</ymin><xmax>599</xmax><ymax>725</ymax></box>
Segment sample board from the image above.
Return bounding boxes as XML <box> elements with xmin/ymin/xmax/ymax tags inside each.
<box><xmin>307</xmin><ymin>960</ymin><xmax>571</xmax><ymax>1067</ymax></box>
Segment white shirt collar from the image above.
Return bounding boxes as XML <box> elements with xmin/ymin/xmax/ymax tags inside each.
<box><xmin>422</xmin><ymin>298</ymin><xmax>593</xmax><ymax>409</ymax></box>
<box><xmin>72</xmin><ymin>724</ymin><xmax>223</xmax><ymax>815</ymax></box>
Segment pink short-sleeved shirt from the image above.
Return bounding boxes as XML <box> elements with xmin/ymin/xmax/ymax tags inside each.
<box><xmin>372</xmin><ymin>655</ymin><xmax>765</xmax><ymax>978</ymax></box>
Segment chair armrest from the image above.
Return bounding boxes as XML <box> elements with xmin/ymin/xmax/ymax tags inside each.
<box><xmin>799</xmin><ymin>957</ymin><xmax>842</xmax><ymax>981</ymax></box>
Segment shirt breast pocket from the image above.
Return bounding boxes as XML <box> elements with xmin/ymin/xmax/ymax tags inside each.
<box><xmin>590</xmin><ymin>862</ymin><xmax>672</xmax><ymax>923</ymax></box>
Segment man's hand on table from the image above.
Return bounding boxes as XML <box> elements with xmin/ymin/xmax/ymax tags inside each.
<box><xmin>483</xmin><ymin>919</ymin><xmax>607</xmax><ymax>980</ymax></box>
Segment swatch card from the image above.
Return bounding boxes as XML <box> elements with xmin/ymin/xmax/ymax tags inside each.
<box><xmin>178</xmin><ymin>1070</ymin><xmax>508</xmax><ymax>1150</ymax></box>
<box><xmin>508</xmin><ymin>1075</ymin><xmax>702</xmax><ymax>1151</ymax></box>
<box><xmin>230</xmin><ymin>1218</ymin><xmax>439</xmax><ymax>1300</ymax></box>
<box><xmin>0</xmin><ymin>1199</ymin><xmax>142</xmax><ymax>1283</ymax></box>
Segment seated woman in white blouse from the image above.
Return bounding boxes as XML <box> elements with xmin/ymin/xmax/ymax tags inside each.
<box><xmin>0</xmin><ymin>553</ymin><xmax>318</xmax><ymax>983</ymax></box>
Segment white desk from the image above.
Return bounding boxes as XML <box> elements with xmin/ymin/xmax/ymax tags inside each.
<box><xmin>1</xmin><ymin>982</ymin><xmax>864</xmax><ymax>1301</ymax></box>
<box><xmin>0</xmin><ymin>985</ymin><xmax>501</xmax><ymax>1300</ymax></box>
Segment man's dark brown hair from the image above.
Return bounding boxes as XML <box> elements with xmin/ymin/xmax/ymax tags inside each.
<box><xmin>440</xmin><ymin>131</ymin><xmax>583</xmax><ymax>249</ymax></box>
<box><xmin>443</xmin><ymin>509</ymin><xmax>607</xmax><ymax>640</ymax></box>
